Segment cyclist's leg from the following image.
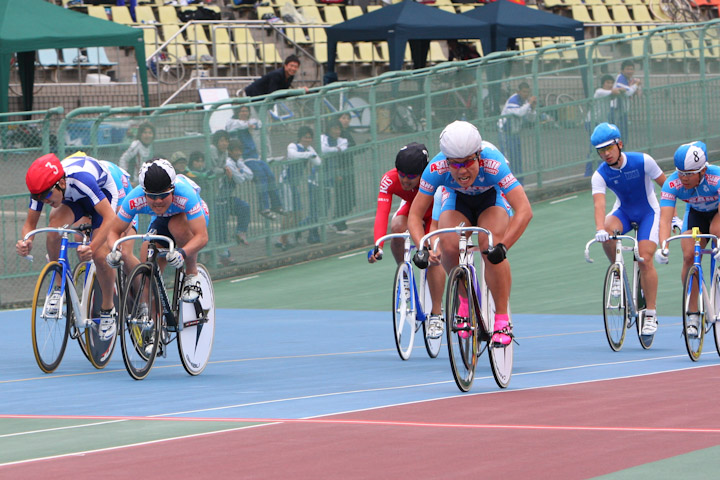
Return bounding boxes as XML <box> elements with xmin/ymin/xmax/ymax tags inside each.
<box><xmin>601</xmin><ymin>210</ymin><xmax>627</xmax><ymax>262</ymax></box>
<box><xmin>476</xmin><ymin>205</ymin><xmax>511</xmax><ymax>316</ymax></box>
<box><xmin>390</xmin><ymin>202</ymin><xmax>411</xmax><ymax>264</ymax></box>
<box><xmin>636</xmin><ymin>211</ymin><xmax>659</xmax><ymax>311</ymax></box>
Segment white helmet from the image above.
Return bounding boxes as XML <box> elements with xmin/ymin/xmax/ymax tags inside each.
<box><xmin>439</xmin><ymin>121</ymin><xmax>482</xmax><ymax>159</ymax></box>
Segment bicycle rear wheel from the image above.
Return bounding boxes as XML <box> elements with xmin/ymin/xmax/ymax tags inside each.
<box><xmin>119</xmin><ymin>263</ymin><xmax>160</xmax><ymax>380</ymax></box>
<box><xmin>392</xmin><ymin>262</ymin><xmax>416</xmax><ymax>360</ymax></box>
<box><xmin>177</xmin><ymin>265</ymin><xmax>215</xmax><ymax>376</ymax></box>
<box><xmin>31</xmin><ymin>262</ymin><xmax>71</xmax><ymax>373</ymax></box>
<box><xmin>82</xmin><ymin>262</ymin><xmax>119</xmax><ymax>369</ymax></box>
<box><xmin>445</xmin><ymin>265</ymin><xmax>478</xmax><ymax>392</ymax></box>
<box><xmin>420</xmin><ymin>269</ymin><xmax>442</xmax><ymax>359</ymax></box>
<box><xmin>682</xmin><ymin>265</ymin><xmax>705</xmax><ymax>361</ymax></box>
<box><xmin>484</xmin><ymin>286</ymin><xmax>513</xmax><ymax>389</ymax></box>
<box><xmin>603</xmin><ymin>264</ymin><xmax>628</xmax><ymax>351</ymax></box>
<box><xmin>635</xmin><ymin>269</ymin><xmax>653</xmax><ymax>349</ymax></box>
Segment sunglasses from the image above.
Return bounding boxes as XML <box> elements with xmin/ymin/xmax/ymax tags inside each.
<box><xmin>145</xmin><ymin>189</ymin><xmax>174</xmax><ymax>200</ymax></box>
<box><xmin>596</xmin><ymin>144</ymin><xmax>617</xmax><ymax>154</ymax></box>
<box><xmin>447</xmin><ymin>153</ymin><xmax>479</xmax><ymax>169</ymax></box>
<box><xmin>676</xmin><ymin>168</ymin><xmax>704</xmax><ymax>177</ymax></box>
<box><xmin>30</xmin><ymin>182</ymin><xmax>58</xmax><ymax>202</ymax></box>
<box><xmin>397</xmin><ymin>171</ymin><xmax>419</xmax><ymax>179</ymax></box>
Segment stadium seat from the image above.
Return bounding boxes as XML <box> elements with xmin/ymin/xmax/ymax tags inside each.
<box><xmin>236</xmin><ymin>43</ymin><xmax>260</xmax><ymax>64</ymax></box>
<box><xmin>299</xmin><ymin>5</ymin><xmax>325</xmax><ymax>23</ymax></box>
<box><xmin>86</xmin><ymin>47</ymin><xmax>118</xmax><ymax>69</ymax></box>
<box><xmin>337</xmin><ymin>42</ymin><xmax>356</xmax><ymax>64</ymax></box>
<box><xmin>158</xmin><ymin>5</ymin><xmax>181</xmax><ymax>25</ymax></box>
<box><xmin>86</xmin><ymin>5</ymin><xmax>109</xmax><ymax>21</ymax></box>
<box><xmin>631</xmin><ymin>4</ymin><xmax>655</xmax><ymax>22</ymax></box>
<box><xmin>570</xmin><ymin>5</ymin><xmax>593</xmax><ymax>23</ymax></box>
<box><xmin>110</xmin><ymin>6</ymin><xmax>134</xmax><ymax>25</ymax></box>
<box><xmin>323</xmin><ymin>5</ymin><xmax>345</xmax><ymax>24</ymax></box>
<box><xmin>186</xmin><ymin>24</ymin><xmax>211</xmax><ymax>44</ymax></box>
<box><xmin>344</xmin><ymin>5</ymin><xmax>363</xmax><ymax>19</ymax></box>
<box><xmin>161</xmin><ymin>24</ymin><xmax>189</xmax><ymax>59</ymax></box>
<box><xmin>437</xmin><ymin>5</ymin><xmax>456</xmax><ymax>13</ymax></box>
<box><xmin>134</xmin><ymin>6</ymin><xmax>156</xmax><ymax>24</ymax></box>
<box><xmin>356</xmin><ymin>42</ymin><xmax>376</xmax><ymax>65</ymax></box>
<box><xmin>610</xmin><ymin>5</ymin><xmax>634</xmax><ymax>23</ymax></box>
<box><xmin>286</xmin><ymin>26</ymin><xmax>311</xmax><ymax>45</ymax></box>
<box><xmin>538</xmin><ymin>38</ymin><xmax>561</xmax><ymax>60</ymax></box>
<box><xmin>314</xmin><ymin>42</ymin><xmax>328</xmax><ymax>63</ymax></box>
<box><xmin>259</xmin><ymin>43</ymin><xmax>283</xmax><ymax>65</ymax></box>
<box><xmin>256</xmin><ymin>6</ymin><xmax>278</xmax><ymax>21</ymax></box>
<box><xmin>591</xmin><ymin>5</ymin><xmax>613</xmax><ymax>23</ymax></box>
<box><xmin>543</xmin><ymin>0</ymin><xmax>565</xmax><ymax>8</ymax></box>
<box><xmin>457</xmin><ymin>5</ymin><xmax>476</xmax><ymax>13</ymax></box>
<box><xmin>141</xmin><ymin>26</ymin><xmax>161</xmax><ymax>59</ymax></box>
<box><xmin>429</xmin><ymin>41</ymin><xmax>448</xmax><ymax>63</ymax></box>
<box><xmin>367</xmin><ymin>5</ymin><xmax>382</xmax><ymax>13</ymax></box>
<box><xmin>307</xmin><ymin>27</ymin><xmax>327</xmax><ymax>44</ymax></box>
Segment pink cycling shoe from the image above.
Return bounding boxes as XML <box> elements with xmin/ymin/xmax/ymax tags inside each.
<box><xmin>491</xmin><ymin>314</ymin><xmax>512</xmax><ymax>346</ymax></box>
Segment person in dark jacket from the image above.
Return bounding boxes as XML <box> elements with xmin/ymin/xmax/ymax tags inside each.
<box><xmin>244</xmin><ymin>55</ymin><xmax>308</xmax><ymax>97</ymax></box>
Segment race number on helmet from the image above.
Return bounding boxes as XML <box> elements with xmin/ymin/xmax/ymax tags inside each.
<box><xmin>139</xmin><ymin>158</ymin><xmax>176</xmax><ymax>193</ymax></box>
<box><xmin>590</xmin><ymin>123</ymin><xmax>621</xmax><ymax>149</ymax></box>
<box><xmin>26</xmin><ymin>153</ymin><xmax>64</xmax><ymax>194</ymax></box>
<box><xmin>439</xmin><ymin>121</ymin><xmax>482</xmax><ymax>159</ymax></box>
<box><xmin>673</xmin><ymin>141</ymin><xmax>707</xmax><ymax>172</ymax></box>
<box><xmin>395</xmin><ymin>142</ymin><xmax>429</xmax><ymax>175</ymax></box>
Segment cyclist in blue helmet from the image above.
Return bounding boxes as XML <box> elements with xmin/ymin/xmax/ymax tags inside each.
<box><xmin>656</xmin><ymin>141</ymin><xmax>720</xmax><ymax>337</ymax></box>
<box><xmin>590</xmin><ymin>123</ymin><xmax>667</xmax><ymax>336</ymax></box>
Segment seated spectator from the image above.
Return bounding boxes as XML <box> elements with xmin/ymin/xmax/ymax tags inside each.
<box><xmin>321</xmin><ymin>119</ymin><xmax>353</xmax><ymax>235</ymax></box>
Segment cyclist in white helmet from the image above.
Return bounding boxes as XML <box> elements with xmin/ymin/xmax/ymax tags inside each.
<box><xmin>656</xmin><ymin>141</ymin><xmax>720</xmax><ymax>337</ymax></box>
<box><xmin>590</xmin><ymin>122</ymin><xmax>667</xmax><ymax>336</ymax></box>
<box><xmin>105</xmin><ymin>158</ymin><xmax>209</xmax><ymax>303</ymax></box>
<box><xmin>407</xmin><ymin>121</ymin><xmax>533</xmax><ymax>346</ymax></box>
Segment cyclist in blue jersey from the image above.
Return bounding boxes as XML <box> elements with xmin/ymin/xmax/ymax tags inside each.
<box><xmin>590</xmin><ymin>123</ymin><xmax>667</xmax><ymax>335</ymax></box>
<box><xmin>655</xmin><ymin>141</ymin><xmax>720</xmax><ymax>337</ymax></box>
<box><xmin>16</xmin><ymin>152</ymin><xmax>136</xmax><ymax>340</ymax></box>
<box><xmin>105</xmin><ymin>158</ymin><xmax>209</xmax><ymax>302</ymax></box>
<box><xmin>408</xmin><ymin>121</ymin><xmax>533</xmax><ymax>346</ymax></box>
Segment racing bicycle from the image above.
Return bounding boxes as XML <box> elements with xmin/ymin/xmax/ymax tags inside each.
<box><xmin>112</xmin><ymin>233</ymin><xmax>215</xmax><ymax>380</ymax></box>
<box><xmin>371</xmin><ymin>232</ymin><xmax>442</xmax><ymax>360</ymax></box>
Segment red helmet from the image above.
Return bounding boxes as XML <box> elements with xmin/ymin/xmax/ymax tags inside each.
<box><xmin>26</xmin><ymin>154</ymin><xmax>64</xmax><ymax>194</ymax></box>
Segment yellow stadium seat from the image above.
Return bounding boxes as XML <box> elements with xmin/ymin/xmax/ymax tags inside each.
<box><xmin>111</xmin><ymin>6</ymin><xmax>134</xmax><ymax>25</ymax></box>
<box><xmin>570</xmin><ymin>5</ymin><xmax>593</xmax><ymax>23</ymax></box>
<box><xmin>86</xmin><ymin>5</ymin><xmax>108</xmax><ymax>21</ymax></box>
<box><xmin>134</xmin><ymin>6</ymin><xmax>156</xmax><ymax>24</ymax></box>
<box><xmin>591</xmin><ymin>5</ymin><xmax>613</xmax><ymax>22</ymax></box>
<box><xmin>429</xmin><ymin>41</ymin><xmax>448</xmax><ymax>63</ymax></box>
<box><xmin>345</xmin><ymin>5</ymin><xmax>363</xmax><ymax>19</ymax></box>
<box><xmin>611</xmin><ymin>5</ymin><xmax>634</xmax><ymax>22</ymax></box>
<box><xmin>323</xmin><ymin>5</ymin><xmax>345</xmax><ymax>24</ymax></box>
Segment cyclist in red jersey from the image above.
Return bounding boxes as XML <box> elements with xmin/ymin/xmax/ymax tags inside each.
<box><xmin>368</xmin><ymin>143</ymin><xmax>446</xmax><ymax>338</ymax></box>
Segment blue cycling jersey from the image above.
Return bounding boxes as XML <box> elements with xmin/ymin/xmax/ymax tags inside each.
<box><xmin>117</xmin><ymin>174</ymin><xmax>209</xmax><ymax>226</ymax></box>
<box><xmin>660</xmin><ymin>164</ymin><xmax>720</xmax><ymax>213</ymax></box>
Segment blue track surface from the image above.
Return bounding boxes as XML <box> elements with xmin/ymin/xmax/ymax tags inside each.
<box><xmin>2</xmin><ymin>308</ymin><xmax>718</xmax><ymax>421</ymax></box>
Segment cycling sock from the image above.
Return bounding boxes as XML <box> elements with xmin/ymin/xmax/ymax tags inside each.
<box><xmin>645</xmin><ymin>309</ymin><xmax>656</xmax><ymax>317</ymax></box>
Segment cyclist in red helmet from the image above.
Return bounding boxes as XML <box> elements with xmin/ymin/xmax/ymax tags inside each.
<box><xmin>17</xmin><ymin>152</ymin><xmax>136</xmax><ymax>340</ymax></box>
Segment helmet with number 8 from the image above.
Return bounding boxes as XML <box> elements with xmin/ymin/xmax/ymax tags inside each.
<box><xmin>439</xmin><ymin>121</ymin><xmax>483</xmax><ymax>159</ymax></box>
<box><xmin>673</xmin><ymin>141</ymin><xmax>707</xmax><ymax>172</ymax></box>
<box><xmin>139</xmin><ymin>158</ymin><xmax>176</xmax><ymax>193</ymax></box>
<box><xmin>590</xmin><ymin>122</ymin><xmax>621</xmax><ymax>149</ymax></box>
<box><xmin>26</xmin><ymin>153</ymin><xmax>65</xmax><ymax>194</ymax></box>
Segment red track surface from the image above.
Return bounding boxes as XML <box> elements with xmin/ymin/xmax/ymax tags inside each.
<box><xmin>5</xmin><ymin>367</ymin><xmax>720</xmax><ymax>479</ymax></box>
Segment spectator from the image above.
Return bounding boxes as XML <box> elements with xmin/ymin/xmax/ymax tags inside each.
<box><xmin>170</xmin><ymin>151</ymin><xmax>189</xmax><ymax>176</ymax></box>
<box><xmin>226</xmin><ymin>105</ymin><xmax>285</xmax><ymax>219</ymax></box>
<box><xmin>186</xmin><ymin>150</ymin><xmax>214</xmax><ymax>182</ymax></box>
<box><xmin>209</xmin><ymin>130</ymin><xmax>231</xmax><ymax>177</ymax></box>
<box><xmin>497</xmin><ymin>82</ymin><xmax>536</xmax><ymax>183</ymax></box>
<box><xmin>585</xmin><ymin>74</ymin><xmax>622</xmax><ymax>176</ymax></box>
<box><xmin>611</xmin><ymin>60</ymin><xmax>642</xmax><ymax>145</ymax></box>
<box><xmin>281</xmin><ymin>126</ymin><xmax>322</xmax><ymax>248</ymax></box>
<box><xmin>336</xmin><ymin>112</ymin><xmax>358</xmax><ymax>233</ymax></box>
<box><xmin>118</xmin><ymin>122</ymin><xmax>155</xmax><ymax>182</ymax></box>
<box><xmin>244</xmin><ymin>54</ymin><xmax>309</xmax><ymax>97</ymax></box>
<box><xmin>321</xmin><ymin>119</ymin><xmax>353</xmax><ymax>235</ymax></box>
<box><xmin>447</xmin><ymin>39</ymin><xmax>480</xmax><ymax>61</ymax></box>
<box><xmin>217</xmin><ymin>140</ymin><xmax>253</xmax><ymax>259</ymax></box>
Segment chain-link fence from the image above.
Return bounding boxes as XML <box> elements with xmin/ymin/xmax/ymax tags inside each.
<box><xmin>2</xmin><ymin>20</ymin><xmax>720</xmax><ymax>308</ymax></box>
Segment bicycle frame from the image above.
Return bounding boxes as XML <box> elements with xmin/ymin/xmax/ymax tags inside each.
<box><xmin>24</xmin><ymin>226</ymin><xmax>90</xmax><ymax>331</ymax></box>
<box><xmin>585</xmin><ymin>233</ymin><xmax>643</xmax><ymax>324</ymax></box>
<box><xmin>663</xmin><ymin>229</ymin><xmax>719</xmax><ymax>328</ymax></box>
<box><xmin>374</xmin><ymin>232</ymin><xmax>430</xmax><ymax>323</ymax></box>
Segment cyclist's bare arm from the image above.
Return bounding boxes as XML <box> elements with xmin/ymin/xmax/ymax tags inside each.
<box><xmin>178</xmin><ymin>215</ymin><xmax>209</xmax><ymax>259</ymax></box>
<box><xmin>654</xmin><ymin>173</ymin><xmax>667</xmax><ymax>188</ymax></box>
<box><xmin>78</xmin><ymin>199</ymin><xmax>115</xmax><ymax>260</ymax></box>
<box><xmin>16</xmin><ymin>209</ymin><xmax>42</xmax><ymax>256</ymax></box>
<box><xmin>592</xmin><ymin>192</ymin><xmax>608</xmax><ymax>231</ymax></box>
<box><xmin>408</xmin><ymin>191</ymin><xmax>434</xmax><ymax>258</ymax></box>
<box><xmin>658</xmin><ymin>206</ymin><xmax>677</xmax><ymax>249</ymax></box>
<box><xmin>502</xmin><ymin>186</ymin><xmax>533</xmax><ymax>250</ymax></box>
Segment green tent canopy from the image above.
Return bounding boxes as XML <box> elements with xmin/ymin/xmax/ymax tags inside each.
<box><xmin>0</xmin><ymin>0</ymin><xmax>149</xmax><ymax>113</ymax></box>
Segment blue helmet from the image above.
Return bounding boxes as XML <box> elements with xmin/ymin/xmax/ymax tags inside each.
<box><xmin>590</xmin><ymin>123</ymin><xmax>621</xmax><ymax>149</ymax></box>
<box><xmin>674</xmin><ymin>141</ymin><xmax>707</xmax><ymax>172</ymax></box>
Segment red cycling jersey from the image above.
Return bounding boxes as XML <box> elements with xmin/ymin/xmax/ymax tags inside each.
<box><xmin>373</xmin><ymin>168</ymin><xmax>432</xmax><ymax>243</ymax></box>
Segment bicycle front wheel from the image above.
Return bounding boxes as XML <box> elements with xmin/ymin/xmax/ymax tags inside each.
<box><xmin>420</xmin><ymin>269</ymin><xmax>442</xmax><ymax>359</ymax></box>
<box><xmin>634</xmin><ymin>268</ymin><xmax>653</xmax><ymax>349</ymax></box>
<box><xmin>31</xmin><ymin>262</ymin><xmax>71</xmax><ymax>373</ymax></box>
<box><xmin>682</xmin><ymin>265</ymin><xmax>705</xmax><ymax>361</ymax></box>
<box><xmin>711</xmin><ymin>270</ymin><xmax>720</xmax><ymax>357</ymax></box>
<box><xmin>119</xmin><ymin>263</ymin><xmax>161</xmax><ymax>380</ymax></box>
<box><xmin>177</xmin><ymin>265</ymin><xmax>215</xmax><ymax>376</ymax></box>
<box><xmin>445</xmin><ymin>265</ymin><xmax>478</xmax><ymax>392</ymax></box>
<box><xmin>71</xmin><ymin>261</ymin><xmax>91</xmax><ymax>361</ymax></box>
<box><xmin>83</xmin><ymin>263</ymin><xmax>119</xmax><ymax>369</ymax></box>
<box><xmin>484</xmin><ymin>287</ymin><xmax>513</xmax><ymax>389</ymax></box>
<box><xmin>603</xmin><ymin>264</ymin><xmax>628</xmax><ymax>352</ymax></box>
<box><xmin>392</xmin><ymin>262</ymin><xmax>416</xmax><ymax>360</ymax></box>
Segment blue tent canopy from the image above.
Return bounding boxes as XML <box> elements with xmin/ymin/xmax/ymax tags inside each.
<box><xmin>462</xmin><ymin>0</ymin><xmax>584</xmax><ymax>53</ymax></box>
<box><xmin>325</xmin><ymin>0</ymin><xmax>492</xmax><ymax>72</ymax></box>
